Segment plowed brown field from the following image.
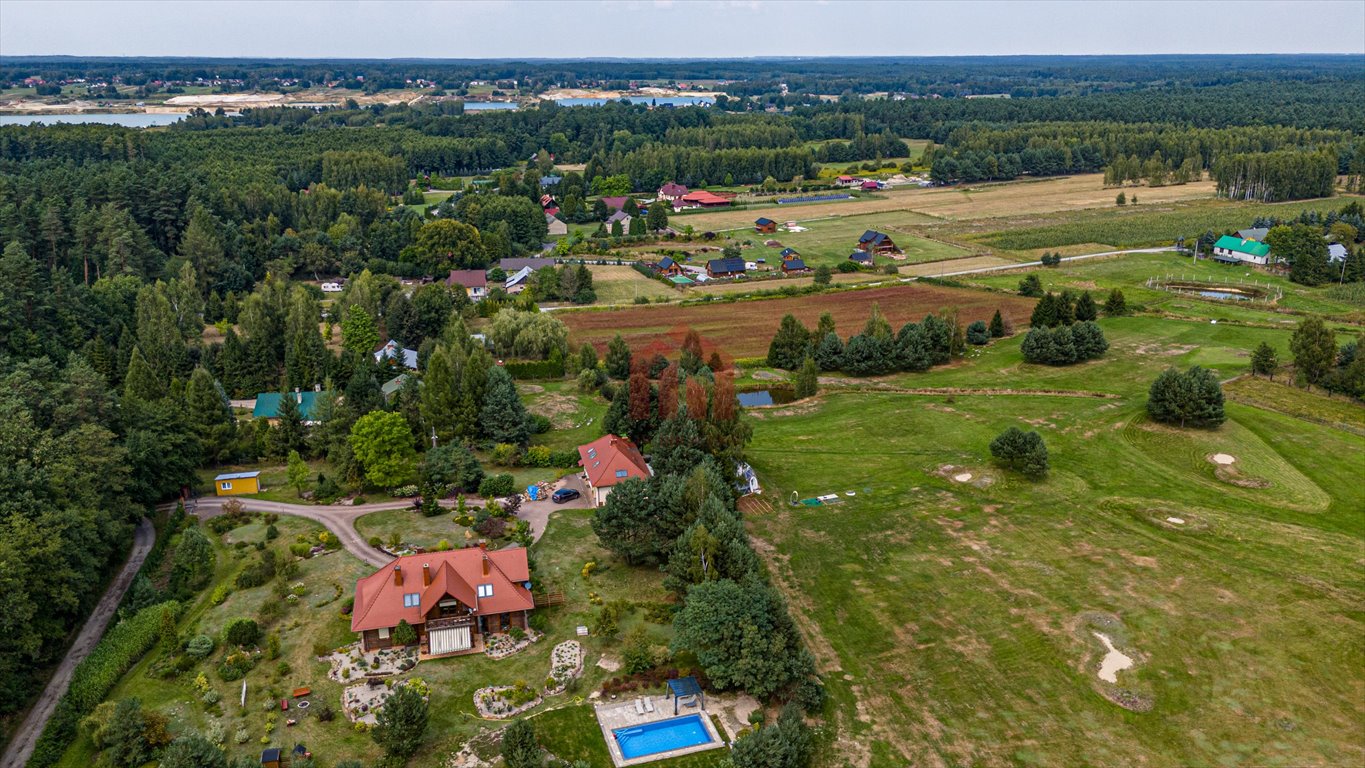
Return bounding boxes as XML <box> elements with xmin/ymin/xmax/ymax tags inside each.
<box><xmin>561</xmin><ymin>283</ymin><xmax>1035</xmax><ymax>359</ymax></box>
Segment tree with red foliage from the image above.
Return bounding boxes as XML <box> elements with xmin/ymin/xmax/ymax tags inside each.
<box><xmin>629</xmin><ymin>371</ymin><xmax>653</xmax><ymax>423</ymax></box>
<box><xmin>658</xmin><ymin>363</ymin><xmax>680</xmax><ymax>420</ymax></box>
<box><xmin>680</xmin><ymin>329</ymin><xmax>705</xmax><ymax>373</ymax></box>
<box><xmin>711</xmin><ymin>374</ymin><xmax>737</xmax><ymax>423</ymax></box>
<box><xmin>685</xmin><ymin>378</ymin><xmax>708</xmax><ymax>419</ymax></box>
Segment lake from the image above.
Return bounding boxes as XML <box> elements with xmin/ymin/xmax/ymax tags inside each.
<box><xmin>552</xmin><ymin>96</ymin><xmax>714</xmax><ymax>107</ymax></box>
<box><xmin>461</xmin><ymin>101</ymin><xmax>518</xmax><ymax>111</ymax></box>
<box><xmin>0</xmin><ymin>113</ymin><xmax>189</xmax><ymax>127</ymax></box>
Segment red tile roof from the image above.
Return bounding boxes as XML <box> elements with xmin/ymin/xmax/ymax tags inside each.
<box><xmin>350</xmin><ymin>547</ymin><xmax>533</xmax><ymax>633</ymax></box>
<box><xmin>446</xmin><ymin>269</ymin><xmax>487</xmax><ymax>289</ymax></box>
<box><xmin>577</xmin><ymin>434</ymin><xmax>651</xmax><ymax>489</ymax></box>
<box><xmin>659</xmin><ymin>182</ymin><xmax>689</xmax><ymax>196</ymax></box>
<box><xmin>680</xmin><ymin>190</ymin><xmax>730</xmax><ymax>205</ymax></box>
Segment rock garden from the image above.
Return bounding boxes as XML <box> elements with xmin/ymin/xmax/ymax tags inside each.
<box><xmin>473</xmin><ymin>681</ymin><xmax>542</xmax><ymax>719</ymax></box>
<box><xmin>544</xmin><ymin>640</ymin><xmax>583</xmax><ymax>694</ymax></box>
<box><xmin>320</xmin><ymin>642</ymin><xmax>417</xmax><ymax>682</ymax></box>
<box><xmin>343</xmin><ymin>676</ymin><xmax>429</xmax><ymax>724</ymax></box>
<box><xmin>483</xmin><ymin>628</ymin><xmax>541</xmax><ymax>659</ymax></box>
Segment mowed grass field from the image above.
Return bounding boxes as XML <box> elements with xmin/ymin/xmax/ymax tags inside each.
<box><xmin>729</xmin><ymin>212</ymin><xmax>973</xmax><ymax>270</ymax></box>
<box><xmin>586</xmin><ymin>264</ymin><xmax>676</xmax><ymax>304</ymax></box>
<box><xmin>561</xmin><ymin>283</ymin><xmax>1036</xmax><ymax>360</ymax></box>
<box><xmin>743</xmin><ymin>324</ymin><xmax>1365</xmax><ymax>767</ymax></box>
<box><xmin>674</xmin><ymin>174</ymin><xmax>1218</xmax><ymax>232</ymax></box>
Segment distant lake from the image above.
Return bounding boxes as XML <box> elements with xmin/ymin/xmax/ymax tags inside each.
<box><xmin>552</xmin><ymin>96</ymin><xmax>714</xmax><ymax>107</ymax></box>
<box><xmin>461</xmin><ymin>101</ymin><xmax>518</xmax><ymax>111</ymax></box>
<box><xmin>0</xmin><ymin>113</ymin><xmax>187</xmax><ymax>127</ymax></box>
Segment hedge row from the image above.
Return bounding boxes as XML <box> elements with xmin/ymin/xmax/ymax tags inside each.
<box><xmin>28</xmin><ymin>600</ymin><xmax>181</xmax><ymax>768</ymax></box>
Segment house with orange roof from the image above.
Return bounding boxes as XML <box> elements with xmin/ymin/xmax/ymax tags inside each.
<box><xmin>577</xmin><ymin>434</ymin><xmax>652</xmax><ymax>506</ymax></box>
<box><xmin>350</xmin><ymin>544</ymin><xmax>534</xmax><ymax>657</ymax></box>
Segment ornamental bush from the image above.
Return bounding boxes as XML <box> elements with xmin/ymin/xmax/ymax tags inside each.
<box><xmin>989</xmin><ymin>427</ymin><xmax>1050</xmax><ymax>479</ymax></box>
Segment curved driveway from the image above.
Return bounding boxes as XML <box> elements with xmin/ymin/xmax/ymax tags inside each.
<box><xmin>1</xmin><ymin>519</ymin><xmax>155</xmax><ymax>768</ymax></box>
<box><xmin>191</xmin><ymin>474</ymin><xmax>591</xmax><ymax>567</ymax></box>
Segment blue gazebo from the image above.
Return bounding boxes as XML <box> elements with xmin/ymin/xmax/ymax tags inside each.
<box><xmin>667</xmin><ymin>675</ymin><xmax>704</xmax><ymax>715</ymax></box>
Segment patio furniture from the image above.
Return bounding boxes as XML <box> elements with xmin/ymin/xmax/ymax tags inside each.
<box><xmin>666</xmin><ymin>676</ymin><xmax>705</xmax><ymax>715</ymax></box>
<box><xmin>634</xmin><ymin>698</ymin><xmax>645</xmax><ymax>715</ymax></box>
<box><xmin>644</xmin><ymin>696</ymin><xmax>654</xmax><ymax>713</ymax></box>
<box><xmin>292</xmin><ymin>687</ymin><xmax>312</xmax><ymax>698</ymax></box>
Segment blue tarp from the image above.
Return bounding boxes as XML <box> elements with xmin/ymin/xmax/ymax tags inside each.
<box><xmin>526</xmin><ymin>485</ymin><xmax>542</xmax><ymax>501</ymax></box>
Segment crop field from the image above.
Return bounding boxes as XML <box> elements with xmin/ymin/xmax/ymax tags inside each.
<box><xmin>561</xmin><ymin>283</ymin><xmax>1036</xmax><ymax>359</ymax></box>
<box><xmin>744</xmin><ymin>333</ymin><xmax>1365</xmax><ymax>767</ymax></box>
<box><xmin>675</xmin><ymin>174</ymin><xmax>1218</xmax><ymax>232</ymax></box>
<box><xmin>730</xmin><ymin>212</ymin><xmax>974</xmax><ymax>269</ymax></box>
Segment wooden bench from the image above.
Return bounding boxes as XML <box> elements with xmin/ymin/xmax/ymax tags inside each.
<box><xmin>292</xmin><ymin>687</ymin><xmax>312</xmax><ymax>699</ymax></box>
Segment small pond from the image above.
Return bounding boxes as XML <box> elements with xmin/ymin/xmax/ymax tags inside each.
<box><xmin>1198</xmin><ymin>290</ymin><xmax>1250</xmax><ymax>301</ymax></box>
<box><xmin>737</xmin><ymin>388</ymin><xmax>796</xmax><ymax>408</ymax></box>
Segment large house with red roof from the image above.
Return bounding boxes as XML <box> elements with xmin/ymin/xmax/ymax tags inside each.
<box><xmin>577</xmin><ymin>434</ymin><xmax>652</xmax><ymax>506</ymax></box>
<box><xmin>674</xmin><ymin>190</ymin><xmax>732</xmax><ymax>210</ymax></box>
<box><xmin>657</xmin><ymin>182</ymin><xmax>689</xmax><ymax>202</ymax></box>
<box><xmin>350</xmin><ymin>545</ymin><xmax>534</xmax><ymax>657</ymax></box>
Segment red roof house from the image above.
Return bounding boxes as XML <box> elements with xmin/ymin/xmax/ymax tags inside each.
<box><xmin>350</xmin><ymin>545</ymin><xmax>534</xmax><ymax>656</ymax></box>
<box><xmin>577</xmin><ymin>434</ymin><xmax>652</xmax><ymax>506</ymax></box>
<box><xmin>657</xmin><ymin>182</ymin><xmax>689</xmax><ymax>201</ymax></box>
<box><xmin>446</xmin><ymin>269</ymin><xmax>488</xmax><ymax>299</ymax></box>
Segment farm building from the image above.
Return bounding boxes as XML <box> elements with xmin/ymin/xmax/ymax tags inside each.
<box><xmin>676</xmin><ymin>190</ymin><xmax>731</xmax><ymax>209</ymax></box>
<box><xmin>849</xmin><ymin>250</ymin><xmax>874</xmax><ymax>266</ymax></box>
<box><xmin>707</xmin><ymin>257</ymin><xmax>747</xmax><ymax>278</ymax></box>
<box><xmin>657</xmin><ymin>182</ymin><xmax>689</xmax><ymax>201</ymax></box>
<box><xmin>447</xmin><ymin>269</ymin><xmax>489</xmax><ymax>300</ymax></box>
<box><xmin>860</xmin><ymin>180</ymin><xmax>881</xmax><ymax>191</ymax></box>
<box><xmin>505</xmin><ymin>266</ymin><xmax>535</xmax><ymax>293</ymax></box>
<box><xmin>1212</xmin><ymin>235</ymin><xmax>1271</xmax><ymax>266</ymax></box>
<box><xmin>577</xmin><ymin>434</ymin><xmax>652</xmax><ymax>506</ymax></box>
<box><xmin>500</xmin><ymin>257</ymin><xmax>555</xmax><ymax>272</ymax></box>
<box><xmin>754</xmin><ymin>217</ymin><xmax>777</xmax><ymax>234</ymax></box>
<box><xmin>781</xmin><ymin>258</ymin><xmax>810</xmax><ymax>274</ymax></box>
<box><xmin>253</xmin><ymin>389</ymin><xmax>329</xmax><ymax>424</ymax></box>
<box><xmin>858</xmin><ymin>230</ymin><xmax>902</xmax><ymax>257</ymax></box>
<box><xmin>1237</xmin><ymin>227</ymin><xmax>1269</xmax><ymax>241</ymax></box>
<box><xmin>780</xmin><ymin>247</ymin><xmax>800</xmax><ymax>261</ymax></box>
<box><xmin>351</xmin><ymin>545</ymin><xmax>535</xmax><ymax>656</ymax></box>
<box><xmin>214</xmin><ymin>470</ymin><xmax>260</xmax><ymax>496</ymax></box>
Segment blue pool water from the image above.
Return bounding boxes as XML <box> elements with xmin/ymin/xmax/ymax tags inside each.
<box><xmin>613</xmin><ymin>714</ymin><xmax>713</xmax><ymax>759</ymax></box>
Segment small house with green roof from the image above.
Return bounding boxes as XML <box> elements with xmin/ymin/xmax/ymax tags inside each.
<box><xmin>1212</xmin><ymin>235</ymin><xmax>1271</xmax><ymax>266</ymax></box>
<box><xmin>381</xmin><ymin>373</ymin><xmax>413</xmax><ymax>402</ymax></box>
<box><xmin>252</xmin><ymin>389</ymin><xmax>329</xmax><ymax>424</ymax></box>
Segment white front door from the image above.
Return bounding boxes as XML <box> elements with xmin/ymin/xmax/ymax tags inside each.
<box><xmin>428</xmin><ymin>626</ymin><xmax>472</xmax><ymax>655</ymax></box>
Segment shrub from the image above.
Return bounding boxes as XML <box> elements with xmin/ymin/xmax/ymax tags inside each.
<box><xmin>29</xmin><ymin>602</ymin><xmax>181</xmax><ymax>768</ymax></box>
<box><xmin>393</xmin><ymin>620</ymin><xmax>418</xmax><ymax>646</ymax></box>
<box><xmin>491</xmin><ymin>443</ymin><xmax>523</xmax><ymax>467</ymax></box>
<box><xmin>508</xmin><ymin>626</ymin><xmax>526</xmax><ymax>642</ymax></box>
<box><xmin>527</xmin><ymin>414</ymin><xmax>552</xmax><ymax>434</ymax></box>
<box><xmin>989</xmin><ymin>427</ymin><xmax>1050</xmax><ymax>479</ymax></box>
<box><xmin>965</xmin><ymin>320</ymin><xmax>990</xmax><ymax>345</ymax></box>
<box><xmin>185</xmin><ymin>635</ymin><xmax>215</xmax><ymax>659</ymax></box>
<box><xmin>1147</xmin><ymin>366</ymin><xmax>1226</xmax><ymax>428</ymax></box>
<box><xmin>1020</xmin><ymin>322</ymin><xmax>1107</xmax><ymax>365</ymax></box>
<box><xmin>223</xmin><ymin>617</ymin><xmax>261</xmax><ymax>647</ymax></box>
<box><xmin>478</xmin><ymin>473</ymin><xmax>517</xmax><ymax>498</ymax></box>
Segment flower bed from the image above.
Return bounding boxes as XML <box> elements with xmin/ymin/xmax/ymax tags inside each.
<box><xmin>321</xmin><ymin>642</ymin><xmax>417</xmax><ymax>682</ymax></box>
<box><xmin>483</xmin><ymin>629</ymin><xmax>540</xmax><ymax>660</ymax></box>
<box><xmin>544</xmin><ymin>641</ymin><xmax>583</xmax><ymax>694</ymax></box>
<box><xmin>474</xmin><ymin>682</ymin><xmax>542</xmax><ymax>719</ymax></box>
<box><xmin>343</xmin><ymin>677</ymin><xmax>429</xmax><ymax>724</ymax></box>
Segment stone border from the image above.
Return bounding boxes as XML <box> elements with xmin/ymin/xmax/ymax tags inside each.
<box><xmin>474</xmin><ymin>684</ymin><xmax>542</xmax><ymax>720</ymax></box>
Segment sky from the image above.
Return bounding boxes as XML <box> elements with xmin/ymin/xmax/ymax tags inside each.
<box><xmin>2</xmin><ymin>0</ymin><xmax>1363</xmax><ymax>58</ymax></box>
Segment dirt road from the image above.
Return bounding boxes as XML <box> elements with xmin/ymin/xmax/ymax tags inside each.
<box><xmin>1</xmin><ymin>519</ymin><xmax>155</xmax><ymax>768</ymax></box>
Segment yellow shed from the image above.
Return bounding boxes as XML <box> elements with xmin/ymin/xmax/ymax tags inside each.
<box><xmin>215</xmin><ymin>471</ymin><xmax>261</xmax><ymax>496</ymax></box>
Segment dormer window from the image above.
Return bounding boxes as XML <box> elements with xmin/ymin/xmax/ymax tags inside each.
<box><xmin>477</xmin><ymin>584</ymin><xmax>493</xmax><ymax>598</ymax></box>
<box><xmin>403</xmin><ymin>593</ymin><xmax>420</xmax><ymax>607</ymax></box>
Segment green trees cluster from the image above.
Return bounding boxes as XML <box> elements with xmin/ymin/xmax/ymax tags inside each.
<box><xmin>1290</xmin><ymin>318</ymin><xmax>1365</xmax><ymax>398</ymax></box>
<box><xmin>1265</xmin><ymin>223</ymin><xmax>1332</xmax><ymax>286</ymax></box>
<box><xmin>767</xmin><ymin>306</ymin><xmax>984</xmax><ymax>377</ymax></box>
<box><xmin>1213</xmin><ymin>149</ymin><xmax>1337</xmax><ymax>203</ymax></box>
<box><xmin>989</xmin><ymin>427</ymin><xmax>1050</xmax><ymax>479</ymax></box>
<box><xmin>1147</xmin><ymin>366</ymin><xmax>1226</xmax><ymax>428</ymax></box>
<box><xmin>528</xmin><ymin>263</ymin><xmax>596</xmax><ymax>304</ymax></box>
<box><xmin>1020</xmin><ymin>322</ymin><xmax>1108</xmax><ymax>365</ymax></box>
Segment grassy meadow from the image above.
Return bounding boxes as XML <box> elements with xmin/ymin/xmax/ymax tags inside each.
<box><xmin>745</xmin><ymin>351</ymin><xmax>1365</xmax><ymax>767</ymax></box>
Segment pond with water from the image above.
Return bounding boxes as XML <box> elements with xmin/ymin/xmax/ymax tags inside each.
<box><xmin>737</xmin><ymin>388</ymin><xmax>796</xmax><ymax>408</ymax></box>
<box><xmin>0</xmin><ymin>112</ymin><xmax>189</xmax><ymax>127</ymax></box>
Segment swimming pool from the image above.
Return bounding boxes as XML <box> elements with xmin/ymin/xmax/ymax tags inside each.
<box><xmin>613</xmin><ymin>714</ymin><xmax>714</xmax><ymax>759</ymax></box>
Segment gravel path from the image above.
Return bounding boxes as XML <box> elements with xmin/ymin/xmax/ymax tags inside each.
<box><xmin>1</xmin><ymin>518</ymin><xmax>155</xmax><ymax>768</ymax></box>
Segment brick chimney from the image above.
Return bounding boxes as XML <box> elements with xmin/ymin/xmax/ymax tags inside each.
<box><xmin>422</xmin><ymin>563</ymin><xmax>431</xmax><ymax>586</ymax></box>
<box><xmin>482</xmin><ymin>554</ymin><xmax>491</xmax><ymax>577</ymax></box>
<box><xmin>393</xmin><ymin>564</ymin><xmax>403</xmax><ymax>586</ymax></box>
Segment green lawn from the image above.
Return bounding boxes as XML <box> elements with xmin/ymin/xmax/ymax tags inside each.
<box><xmin>524</xmin><ymin>380</ymin><xmax>610</xmax><ymax>453</ymax></box>
<box><xmin>958</xmin><ymin>250</ymin><xmax>1363</xmax><ymax>321</ymax></box>
<box><xmin>724</xmin><ymin>211</ymin><xmax>968</xmax><ymax>271</ymax></box>
<box><xmin>355</xmin><ymin>507</ymin><xmax>474</xmax><ymax>550</ymax></box>
<box><xmin>743</xmin><ymin>339</ymin><xmax>1365</xmax><ymax>766</ymax></box>
<box><xmin>61</xmin><ymin>503</ymin><xmax>684</xmax><ymax>766</ymax></box>
<box><xmin>747</xmin><ymin>393</ymin><xmax>1363</xmax><ymax>767</ymax></box>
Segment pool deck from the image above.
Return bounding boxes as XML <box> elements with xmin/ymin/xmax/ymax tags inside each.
<box><xmin>594</xmin><ymin>697</ymin><xmax>727</xmax><ymax>766</ymax></box>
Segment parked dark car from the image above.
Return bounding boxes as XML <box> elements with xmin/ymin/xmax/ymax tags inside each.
<box><xmin>551</xmin><ymin>488</ymin><xmax>581</xmax><ymax>504</ymax></box>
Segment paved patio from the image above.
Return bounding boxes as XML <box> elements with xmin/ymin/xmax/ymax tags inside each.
<box><xmin>594</xmin><ymin>697</ymin><xmax>726</xmax><ymax>766</ymax></box>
